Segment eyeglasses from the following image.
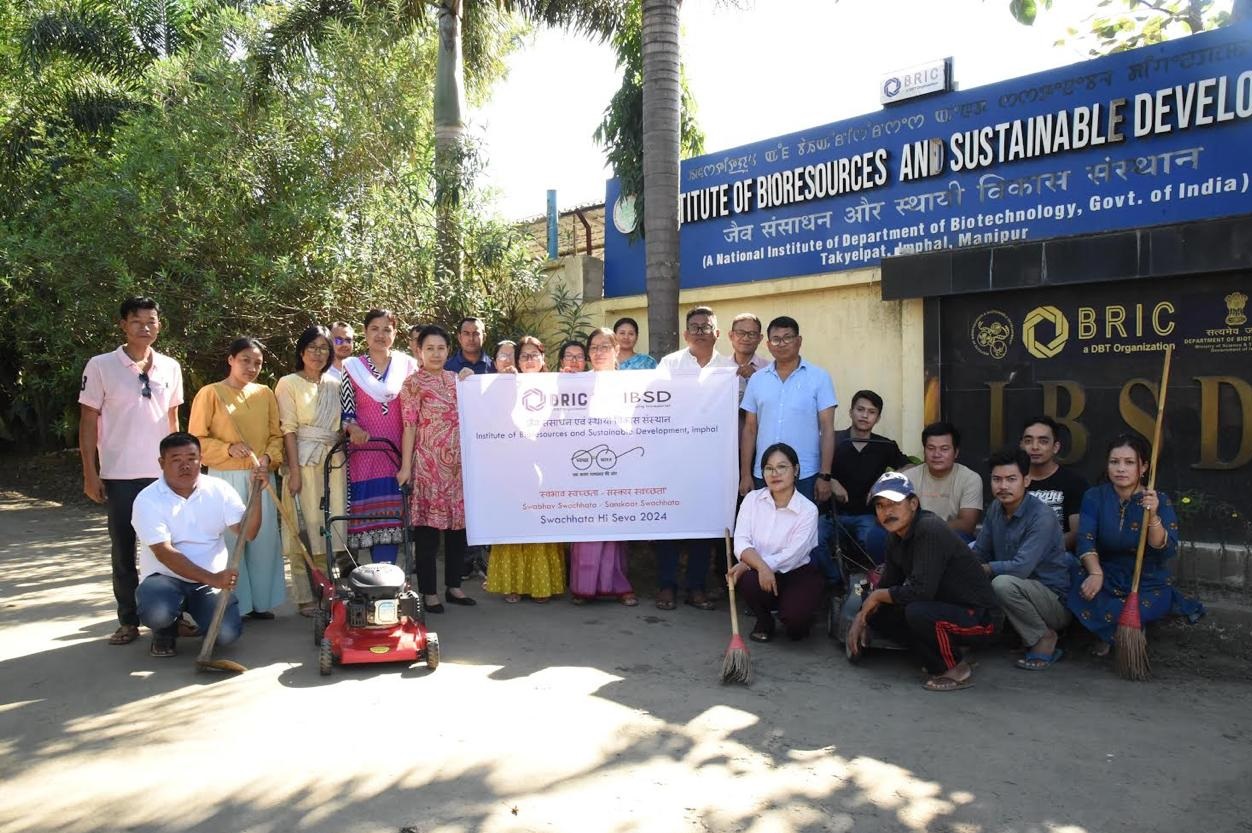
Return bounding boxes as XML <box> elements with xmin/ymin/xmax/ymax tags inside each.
<box><xmin>305</xmin><ymin>345</ymin><xmax>331</xmax><ymax>355</ymax></box>
<box><xmin>561</xmin><ymin>356</ymin><xmax>585</xmax><ymax>365</ymax></box>
<box><xmin>138</xmin><ymin>372</ymin><xmax>152</xmax><ymax>399</ymax></box>
<box><xmin>768</xmin><ymin>334</ymin><xmax>798</xmax><ymax>346</ymax></box>
<box><xmin>589</xmin><ymin>344</ymin><xmax>615</xmax><ymax>354</ymax></box>
<box><xmin>763</xmin><ymin>464</ymin><xmax>793</xmax><ymax>475</ymax></box>
<box><xmin>731</xmin><ymin>329</ymin><xmax>762</xmax><ymax>339</ymax></box>
<box><xmin>333</xmin><ymin>336</ymin><xmax>354</xmax><ymax>345</ymax></box>
<box><xmin>519</xmin><ymin>352</ymin><xmax>543</xmax><ymax>361</ymax></box>
<box><xmin>686</xmin><ymin>324</ymin><xmax>716</xmax><ymax>335</ymax></box>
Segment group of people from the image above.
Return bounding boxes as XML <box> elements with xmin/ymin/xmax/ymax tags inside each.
<box><xmin>81</xmin><ymin>297</ymin><xmax>1205</xmax><ymax>689</ymax></box>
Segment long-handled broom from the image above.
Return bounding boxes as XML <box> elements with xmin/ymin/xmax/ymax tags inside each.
<box><xmin>1114</xmin><ymin>345</ymin><xmax>1173</xmax><ymax>681</ymax></box>
<box><xmin>196</xmin><ymin>482</ymin><xmax>262</xmax><ymax>674</ymax></box>
<box><xmin>720</xmin><ymin>528</ymin><xmax>752</xmax><ymax>685</ymax></box>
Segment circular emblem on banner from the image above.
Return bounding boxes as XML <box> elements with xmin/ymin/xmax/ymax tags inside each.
<box><xmin>613</xmin><ymin>194</ymin><xmax>638</xmax><ymax>234</ymax></box>
<box><xmin>1023</xmin><ymin>305</ymin><xmax>1070</xmax><ymax>358</ymax></box>
<box><xmin>883</xmin><ymin>77</ymin><xmax>902</xmax><ymax>99</ymax></box>
<box><xmin>969</xmin><ymin>310</ymin><xmax>1014</xmax><ymax>360</ymax></box>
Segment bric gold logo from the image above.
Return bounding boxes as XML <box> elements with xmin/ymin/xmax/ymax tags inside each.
<box><xmin>1023</xmin><ymin>305</ymin><xmax>1069</xmax><ymax>358</ymax></box>
<box><xmin>1226</xmin><ymin>291</ymin><xmax>1248</xmax><ymax>327</ymax></box>
<box><xmin>970</xmin><ymin>310</ymin><xmax>1014</xmax><ymax>359</ymax></box>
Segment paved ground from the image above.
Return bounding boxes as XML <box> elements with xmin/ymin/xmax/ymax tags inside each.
<box><xmin>1</xmin><ymin>492</ymin><xmax>1250</xmax><ymax>833</ymax></box>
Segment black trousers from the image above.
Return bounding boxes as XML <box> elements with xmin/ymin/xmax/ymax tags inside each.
<box><xmin>867</xmin><ymin>601</ymin><xmax>1000</xmax><ymax>674</ymax></box>
<box><xmin>411</xmin><ymin>526</ymin><xmax>467</xmax><ymax>595</ymax></box>
<box><xmin>105</xmin><ymin>478</ymin><xmax>155</xmax><ymax>627</ymax></box>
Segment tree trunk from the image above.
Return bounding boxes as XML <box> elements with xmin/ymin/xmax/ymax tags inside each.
<box><xmin>434</xmin><ymin>0</ymin><xmax>467</xmax><ymax>287</ymax></box>
<box><xmin>641</xmin><ymin>0</ymin><xmax>681</xmax><ymax>358</ymax></box>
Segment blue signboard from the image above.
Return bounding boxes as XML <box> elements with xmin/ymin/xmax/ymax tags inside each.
<box><xmin>604</xmin><ymin>23</ymin><xmax>1252</xmax><ymax>298</ymax></box>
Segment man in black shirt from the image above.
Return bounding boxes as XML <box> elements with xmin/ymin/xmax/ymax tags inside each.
<box><xmin>1020</xmin><ymin>415</ymin><xmax>1089</xmax><ymax>552</ymax></box>
<box><xmin>848</xmin><ymin>472</ymin><xmax>1001</xmax><ymax>692</ymax></box>
<box><xmin>831</xmin><ymin>390</ymin><xmax>910</xmax><ymax>564</ymax></box>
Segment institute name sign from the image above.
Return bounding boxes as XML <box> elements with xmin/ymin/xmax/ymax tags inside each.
<box><xmin>604</xmin><ymin>23</ymin><xmax>1252</xmax><ymax>297</ymax></box>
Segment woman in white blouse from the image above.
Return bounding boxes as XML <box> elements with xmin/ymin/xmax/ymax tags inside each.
<box><xmin>728</xmin><ymin>442</ymin><xmax>822</xmax><ymax>642</ymax></box>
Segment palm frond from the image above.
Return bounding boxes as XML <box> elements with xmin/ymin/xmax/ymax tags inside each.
<box><xmin>249</xmin><ymin>0</ymin><xmax>379</xmax><ymax>101</ymax></box>
<box><xmin>498</xmin><ymin>0</ymin><xmax>622</xmax><ymax>40</ymax></box>
<box><xmin>22</xmin><ymin>0</ymin><xmax>149</xmax><ymax>79</ymax></box>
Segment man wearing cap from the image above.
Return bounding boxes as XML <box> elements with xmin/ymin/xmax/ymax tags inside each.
<box><xmin>80</xmin><ymin>296</ymin><xmax>184</xmax><ymax>646</ymax></box>
<box><xmin>848</xmin><ymin>471</ymin><xmax>1001</xmax><ymax>691</ymax></box>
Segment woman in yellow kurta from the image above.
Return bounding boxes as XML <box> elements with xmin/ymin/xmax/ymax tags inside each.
<box><xmin>188</xmin><ymin>337</ymin><xmax>285</xmax><ymax>617</ymax></box>
<box><xmin>484</xmin><ymin>336</ymin><xmax>567</xmax><ymax>603</ymax></box>
<box><xmin>274</xmin><ymin>326</ymin><xmax>347</xmax><ymax>616</ymax></box>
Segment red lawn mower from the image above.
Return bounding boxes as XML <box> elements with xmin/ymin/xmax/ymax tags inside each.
<box><xmin>310</xmin><ymin>437</ymin><xmax>438</xmax><ymax>675</ymax></box>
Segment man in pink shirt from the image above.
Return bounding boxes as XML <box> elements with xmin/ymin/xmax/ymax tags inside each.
<box><xmin>79</xmin><ymin>297</ymin><xmax>184</xmax><ymax>646</ymax></box>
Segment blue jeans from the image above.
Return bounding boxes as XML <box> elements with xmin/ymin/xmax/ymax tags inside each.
<box><xmin>136</xmin><ymin>573</ymin><xmax>241</xmax><ymax>645</ymax></box>
<box><xmin>753</xmin><ymin>475</ymin><xmax>838</xmax><ymax>584</ymax></box>
<box><xmin>834</xmin><ymin>513</ymin><xmax>888</xmax><ymax>565</ymax></box>
<box><xmin>657</xmin><ymin>539</ymin><xmax>713</xmax><ymax>592</ymax></box>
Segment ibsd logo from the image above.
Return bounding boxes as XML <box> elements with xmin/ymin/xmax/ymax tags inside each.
<box><xmin>969</xmin><ymin>310</ymin><xmax>1014</xmax><ymax>360</ymax></box>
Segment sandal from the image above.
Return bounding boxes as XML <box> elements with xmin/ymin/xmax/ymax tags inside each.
<box><xmin>655</xmin><ymin>589</ymin><xmax>676</xmax><ymax>611</ymax></box>
<box><xmin>620</xmin><ymin>593</ymin><xmax>639</xmax><ymax>607</ymax></box>
<box><xmin>532</xmin><ymin>596</ymin><xmax>551</xmax><ymax>604</ymax></box>
<box><xmin>109</xmin><ymin>625</ymin><xmax>140</xmax><ymax>645</ymax></box>
<box><xmin>1015</xmin><ymin>649</ymin><xmax>1064</xmax><ymax>670</ymax></box>
<box><xmin>749</xmin><ymin>630</ymin><xmax>773</xmax><ymax>643</ymax></box>
<box><xmin>149</xmin><ymin>637</ymin><xmax>176</xmax><ymax>658</ymax></box>
<box><xmin>684</xmin><ymin>593</ymin><xmax>715</xmax><ymax>611</ymax></box>
<box><xmin>923</xmin><ymin>675</ymin><xmax>974</xmax><ymax>692</ymax></box>
<box><xmin>571</xmin><ymin>597</ymin><xmax>589</xmax><ymax>606</ymax></box>
<box><xmin>298</xmin><ymin>604</ymin><xmax>318</xmax><ymax>618</ymax></box>
<box><xmin>504</xmin><ymin>594</ymin><xmax>521</xmax><ymax>604</ymax></box>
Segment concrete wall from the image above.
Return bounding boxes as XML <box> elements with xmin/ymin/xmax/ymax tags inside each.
<box><xmin>583</xmin><ymin>266</ymin><xmax>927</xmax><ymax>455</ymax></box>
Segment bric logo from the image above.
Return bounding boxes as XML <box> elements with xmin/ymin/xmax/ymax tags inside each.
<box><xmin>1023</xmin><ymin>305</ymin><xmax>1069</xmax><ymax>358</ymax></box>
<box><xmin>883</xmin><ymin>77</ymin><xmax>902</xmax><ymax>99</ymax></box>
<box><xmin>521</xmin><ymin>388</ymin><xmax>546</xmax><ymax>412</ymax></box>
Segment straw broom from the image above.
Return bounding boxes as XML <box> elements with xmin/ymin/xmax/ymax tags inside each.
<box><xmin>1114</xmin><ymin>345</ymin><xmax>1173</xmax><ymax>681</ymax></box>
<box><xmin>720</xmin><ymin>528</ymin><xmax>752</xmax><ymax>685</ymax></box>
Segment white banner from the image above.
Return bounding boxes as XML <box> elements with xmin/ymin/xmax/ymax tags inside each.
<box><xmin>458</xmin><ymin>368</ymin><xmax>738</xmax><ymax>545</ymax></box>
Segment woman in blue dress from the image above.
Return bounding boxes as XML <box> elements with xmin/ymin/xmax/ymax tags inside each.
<box><xmin>613</xmin><ymin>317</ymin><xmax>656</xmax><ymax>370</ymax></box>
<box><xmin>1067</xmin><ymin>433</ymin><xmax>1204</xmax><ymax>655</ymax></box>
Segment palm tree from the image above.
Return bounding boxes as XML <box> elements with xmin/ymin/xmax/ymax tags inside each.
<box><xmin>254</xmin><ymin>0</ymin><xmax>622</xmax><ymax>289</ymax></box>
<box><xmin>640</xmin><ymin>0</ymin><xmax>681</xmax><ymax>357</ymax></box>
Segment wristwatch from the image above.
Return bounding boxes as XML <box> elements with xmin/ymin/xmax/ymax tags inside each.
<box><xmin>817</xmin><ymin>472</ymin><xmax>833</xmax><ymax>481</ymax></box>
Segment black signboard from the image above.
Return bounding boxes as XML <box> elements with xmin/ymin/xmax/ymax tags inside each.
<box><xmin>938</xmin><ymin>272</ymin><xmax>1252</xmax><ymax>527</ymax></box>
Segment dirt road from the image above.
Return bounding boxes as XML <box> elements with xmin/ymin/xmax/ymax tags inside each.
<box><xmin>1</xmin><ymin>493</ymin><xmax>1249</xmax><ymax>833</ymax></box>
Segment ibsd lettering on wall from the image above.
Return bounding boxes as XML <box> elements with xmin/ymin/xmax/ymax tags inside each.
<box><xmin>941</xmin><ymin>274</ymin><xmax>1252</xmax><ymax>521</ymax></box>
<box><xmin>605</xmin><ymin>23</ymin><xmax>1252</xmax><ymax>296</ymax></box>
<box><xmin>457</xmin><ymin>369</ymin><xmax>738</xmax><ymax>545</ymax></box>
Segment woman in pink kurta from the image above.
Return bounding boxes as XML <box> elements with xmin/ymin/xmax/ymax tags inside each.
<box><xmin>565</xmin><ymin>331</ymin><xmax>637</xmax><ymax>605</ymax></box>
<box><xmin>398</xmin><ymin>325</ymin><xmax>475</xmax><ymax>614</ymax></box>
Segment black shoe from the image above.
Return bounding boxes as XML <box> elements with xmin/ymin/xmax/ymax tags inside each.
<box><xmin>426</xmin><ymin>603</ymin><xmax>446</xmax><ymax>614</ymax></box>
<box><xmin>246</xmin><ymin>610</ymin><xmax>276</xmax><ymax>620</ymax></box>
<box><xmin>446</xmin><ymin>593</ymin><xmax>477</xmax><ymax>606</ymax></box>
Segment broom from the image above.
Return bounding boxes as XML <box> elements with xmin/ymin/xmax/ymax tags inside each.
<box><xmin>196</xmin><ymin>482</ymin><xmax>262</xmax><ymax>674</ymax></box>
<box><xmin>1114</xmin><ymin>345</ymin><xmax>1172</xmax><ymax>681</ymax></box>
<box><xmin>720</xmin><ymin>528</ymin><xmax>752</xmax><ymax>685</ymax></box>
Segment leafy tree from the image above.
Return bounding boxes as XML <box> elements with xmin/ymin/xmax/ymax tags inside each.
<box><xmin>253</xmin><ymin>0</ymin><xmax>622</xmax><ymax>297</ymax></box>
<box><xmin>1010</xmin><ymin>0</ymin><xmax>1243</xmax><ymax>55</ymax></box>
<box><xmin>0</xmin><ymin>3</ymin><xmax>544</xmax><ymax>447</ymax></box>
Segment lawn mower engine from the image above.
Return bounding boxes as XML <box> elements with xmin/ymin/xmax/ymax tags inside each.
<box><xmin>345</xmin><ymin>563</ymin><xmax>421</xmax><ymax>628</ymax></box>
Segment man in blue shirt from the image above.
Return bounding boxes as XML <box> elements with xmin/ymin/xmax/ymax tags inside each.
<box><xmin>973</xmin><ymin>447</ymin><xmax>1072</xmax><ymax>670</ymax></box>
<box><xmin>445</xmin><ymin>316</ymin><xmax>495</xmax><ymax>377</ymax></box>
<box><xmin>739</xmin><ymin>315</ymin><xmax>838</xmax><ymax>582</ymax></box>
<box><xmin>445</xmin><ymin>316</ymin><xmax>493</xmax><ymax>579</ymax></box>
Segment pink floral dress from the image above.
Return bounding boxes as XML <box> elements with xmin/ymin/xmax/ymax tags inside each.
<box><xmin>400</xmin><ymin>368</ymin><xmax>466</xmax><ymax>530</ymax></box>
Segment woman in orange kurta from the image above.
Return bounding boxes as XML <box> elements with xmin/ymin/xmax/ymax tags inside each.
<box><xmin>188</xmin><ymin>337</ymin><xmax>285</xmax><ymax>617</ymax></box>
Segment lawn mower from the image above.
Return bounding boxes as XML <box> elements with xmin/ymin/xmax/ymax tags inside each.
<box><xmin>312</xmin><ymin>437</ymin><xmax>438</xmax><ymax>676</ymax></box>
<box><xmin>826</xmin><ymin>507</ymin><xmax>908</xmax><ymax>661</ymax></box>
